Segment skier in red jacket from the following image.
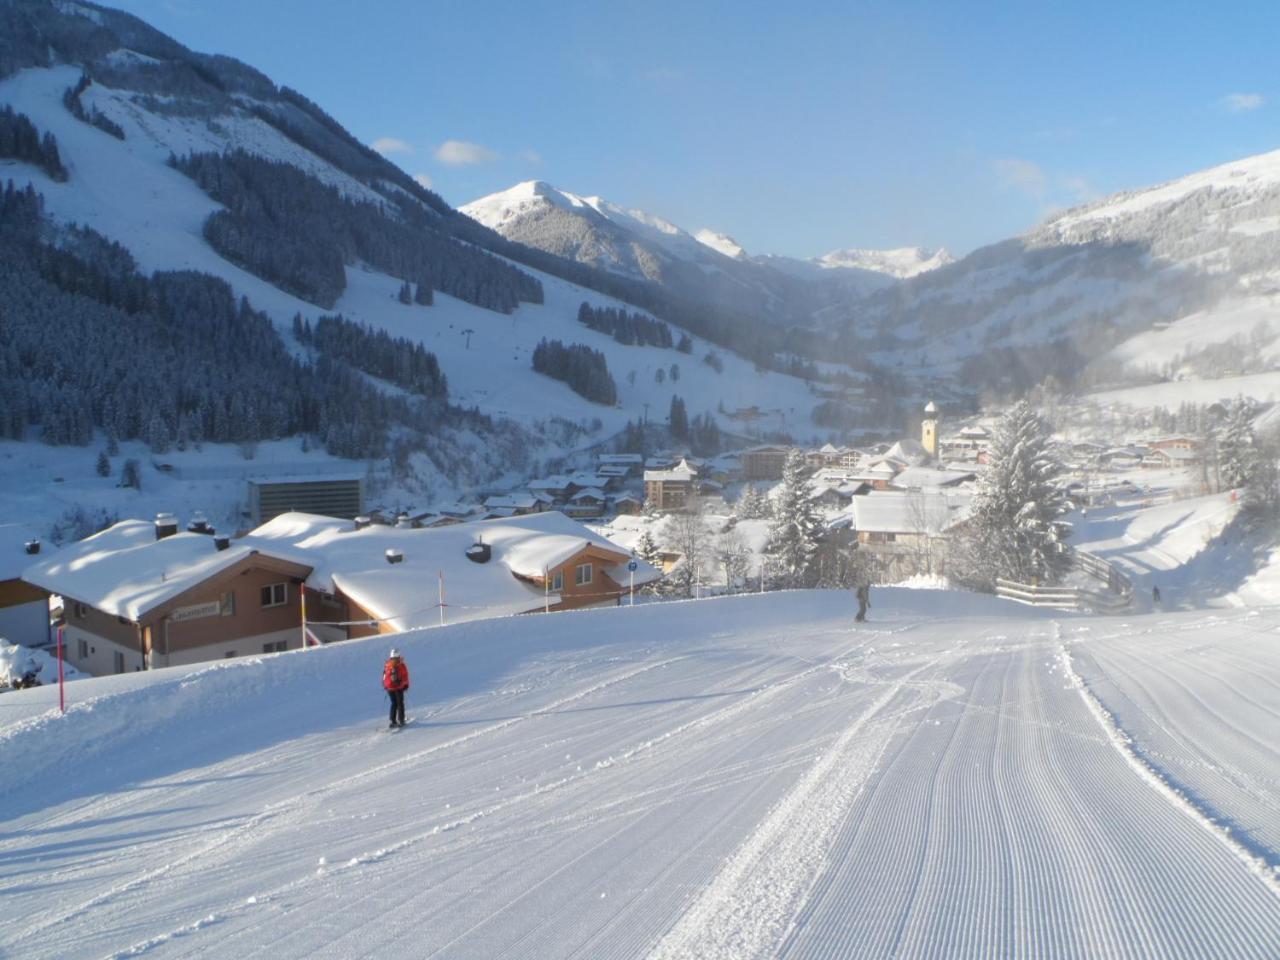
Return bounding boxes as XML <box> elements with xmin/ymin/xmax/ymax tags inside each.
<box><xmin>383</xmin><ymin>649</ymin><xmax>409</xmax><ymax>729</ymax></box>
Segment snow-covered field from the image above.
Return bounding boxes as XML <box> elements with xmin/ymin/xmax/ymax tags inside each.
<box><xmin>3</xmin><ymin>589</ymin><xmax>1279</xmax><ymax>958</ymax></box>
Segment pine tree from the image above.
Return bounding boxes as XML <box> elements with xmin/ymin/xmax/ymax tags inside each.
<box><xmin>669</xmin><ymin>395</ymin><xmax>689</xmax><ymax>441</ymax></box>
<box><xmin>1218</xmin><ymin>398</ymin><xmax>1256</xmax><ymax>490</ymax></box>
<box><xmin>120</xmin><ymin>458</ymin><xmax>141</xmax><ymax>490</ymax></box>
<box><xmin>635</xmin><ymin>528</ymin><xmax>662</xmax><ymax>568</ymax></box>
<box><xmin>95</xmin><ymin>450</ymin><xmax>111</xmax><ymax>477</ymax></box>
<box><xmin>764</xmin><ymin>450</ymin><xmax>821</xmax><ymax>588</ymax></box>
<box><xmin>398</xmin><ymin>281</ymin><xmax>412</xmax><ymax>305</ymax></box>
<box><xmin>955</xmin><ymin>400</ymin><xmax>1070</xmax><ymax>589</ymax></box>
<box><xmin>735</xmin><ymin>484</ymin><xmax>769</xmax><ymax>520</ymax></box>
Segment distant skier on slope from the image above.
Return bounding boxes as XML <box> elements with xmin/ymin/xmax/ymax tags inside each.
<box><xmin>855</xmin><ymin>582</ymin><xmax>871</xmax><ymax>623</ymax></box>
<box><xmin>382</xmin><ymin>649</ymin><xmax>409</xmax><ymax>729</ymax></box>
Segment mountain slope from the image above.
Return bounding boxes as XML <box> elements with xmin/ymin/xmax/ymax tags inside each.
<box><xmin>0</xmin><ymin>0</ymin><xmax>833</xmax><ymax>483</ymax></box>
<box><xmin>810</xmin><ymin>147</ymin><xmax>1280</xmax><ymax>397</ymax></box>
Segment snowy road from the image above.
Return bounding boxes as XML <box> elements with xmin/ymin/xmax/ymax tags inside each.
<box><xmin>2</xmin><ymin>591</ymin><xmax>1279</xmax><ymax>958</ymax></box>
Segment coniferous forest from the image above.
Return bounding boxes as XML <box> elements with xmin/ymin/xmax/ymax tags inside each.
<box><xmin>531</xmin><ymin>339</ymin><xmax>619</xmax><ymax>405</ymax></box>
<box><xmin>0</xmin><ymin>179</ymin><xmax>488</xmax><ymax>459</ymax></box>
<box><xmin>170</xmin><ymin>150</ymin><xmax>544</xmax><ymax>312</ymax></box>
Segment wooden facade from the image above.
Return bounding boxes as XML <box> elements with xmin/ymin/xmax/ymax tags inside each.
<box><xmin>61</xmin><ymin>553</ymin><xmax>313</xmax><ymax>675</ymax></box>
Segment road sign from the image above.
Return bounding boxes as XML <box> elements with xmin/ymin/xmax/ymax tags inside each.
<box><xmin>627</xmin><ymin>560</ymin><xmax>638</xmax><ymax>571</ymax></box>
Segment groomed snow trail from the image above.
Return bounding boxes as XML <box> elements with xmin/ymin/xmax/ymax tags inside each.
<box><xmin>2</xmin><ymin>591</ymin><xmax>1279</xmax><ymax>959</ymax></box>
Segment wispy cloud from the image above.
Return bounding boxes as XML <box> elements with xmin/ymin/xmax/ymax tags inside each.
<box><xmin>372</xmin><ymin>137</ymin><xmax>413</xmax><ymax>155</ymax></box>
<box><xmin>993</xmin><ymin>157</ymin><xmax>1047</xmax><ymax>198</ymax></box>
<box><xmin>413</xmin><ymin>173</ymin><xmax>434</xmax><ymax>190</ymax></box>
<box><xmin>1220</xmin><ymin>92</ymin><xmax>1264</xmax><ymax>113</ymax></box>
<box><xmin>435</xmin><ymin>140</ymin><xmax>498</xmax><ymax>166</ymax></box>
<box><xmin>520</xmin><ymin>148</ymin><xmax>543</xmax><ymax>164</ymax></box>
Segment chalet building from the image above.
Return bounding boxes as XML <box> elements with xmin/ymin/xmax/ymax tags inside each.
<box><xmin>611</xmin><ymin>494</ymin><xmax>643</xmax><ymax>516</ymax></box>
<box><xmin>248</xmin><ymin>473</ymin><xmax>363</xmax><ymax>525</ymax></box>
<box><xmin>644</xmin><ymin>459</ymin><xmax>698</xmax><ymax>511</ymax></box>
<box><xmin>483</xmin><ymin>494</ymin><xmax>542</xmax><ymax>516</ymax></box>
<box><xmin>23</xmin><ymin>517</ymin><xmax>314</xmax><ymax>674</ymax></box>
<box><xmin>529</xmin><ymin>476</ymin><xmax>576</xmax><ymax>505</ymax></box>
<box><xmin>1148</xmin><ymin>437</ymin><xmax>1204</xmax><ymax>453</ymax></box>
<box><xmin>563</xmin><ymin>488</ymin><xmax>607</xmax><ymax>519</ymax></box>
<box><xmin>24</xmin><ymin>511</ymin><xmax>658</xmax><ymax>673</ymax></box>
<box><xmin>249</xmin><ymin>510</ymin><xmax>659</xmax><ymax>636</ymax></box>
<box><xmin>863</xmin><ymin>457</ymin><xmax>907</xmax><ymax>490</ymax></box>
<box><xmin>740</xmin><ymin>445</ymin><xmax>790</xmax><ymax>481</ymax></box>
<box><xmin>595</xmin><ymin>465</ymin><xmax>633</xmax><ymax>488</ymax></box>
<box><xmin>1143</xmin><ymin>447</ymin><xmax>1202</xmax><ymax>469</ymax></box>
<box><xmin>1</xmin><ymin>526</ymin><xmax>51</xmax><ymax>648</ymax></box>
<box><xmin>845</xmin><ymin>491</ymin><xmax>974</xmax><ymax>579</ymax></box>
<box><xmin>596</xmin><ymin>453</ymin><xmax>643</xmax><ymax>476</ymax></box>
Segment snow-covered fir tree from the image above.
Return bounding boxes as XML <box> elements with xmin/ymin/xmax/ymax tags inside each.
<box><xmin>634</xmin><ymin>528</ymin><xmax>661</xmax><ymax>567</ymax></box>
<box><xmin>1218</xmin><ymin>398</ymin><xmax>1257</xmax><ymax>490</ymax></box>
<box><xmin>734</xmin><ymin>483</ymin><xmax>770</xmax><ymax>520</ymax></box>
<box><xmin>954</xmin><ymin>400</ymin><xmax>1071</xmax><ymax>589</ymax></box>
<box><xmin>764</xmin><ymin>449</ymin><xmax>821</xmax><ymax>588</ymax></box>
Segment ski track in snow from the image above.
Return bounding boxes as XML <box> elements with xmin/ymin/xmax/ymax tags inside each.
<box><xmin>2</xmin><ymin>592</ymin><xmax>1280</xmax><ymax>958</ymax></box>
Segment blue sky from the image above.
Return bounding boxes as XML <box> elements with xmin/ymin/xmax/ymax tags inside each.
<box><xmin>110</xmin><ymin>0</ymin><xmax>1279</xmax><ymax>258</ymax></box>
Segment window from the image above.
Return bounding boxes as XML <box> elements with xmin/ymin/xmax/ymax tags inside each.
<box><xmin>552</xmin><ymin>571</ymin><xmax>564</xmax><ymax>591</ymax></box>
<box><xmin>220</xmin><ymin>591</ymin><xmax>236</xmax><ymax>616</ymax></box>
<box><xmin>263</xmin><ymin>641</ymin><xmax>288</xmax><ymax>653</ymax></box>
<box><xmin>73</xmin><ymin>602</ymin><xmax>87</xmax><ymax>619</ymax></box>
<box><xmin>113</xmin><ymin>651</ymin><xmax>124</xmax><ymax>674</ymax></box>
<box><xmin>77</xmin><ymin>638</ymin><xmax>88</xmax><ymax>660</ymax></box>
<box><xmin>261</xmin><ymin>583</ymin><xmax>287</xmax><ymax>608</ymax></box>
<box><xmin>224</xmin><ymin>650</ymin><xmax>237</xmax><ymax>658</ymax></box>
<box><xmin>575</xmin><ymin>563</ymin><xmax>593</xmax><ymax>586</ymax></box>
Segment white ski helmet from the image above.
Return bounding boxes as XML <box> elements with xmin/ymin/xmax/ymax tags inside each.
<box><xmin>388</xmin><ymin>648</ymin><xmax>401</xmax><ymax>659</ymax></box>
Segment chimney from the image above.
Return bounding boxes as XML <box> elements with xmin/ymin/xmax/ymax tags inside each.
<box><xmin>24</xmin><ymin>539</ymin><xmax>40</xmax><ymax>555</ymax></box>
<box><xmin>154</xmin><ymin>513</ymin><xmax>178</xmax><ymax>540</ymax></box>
<box><xmin>395</xmin><ymin>513</ymin><xmax>412</xmax><ymax>529</ymax></box>
<box><xmin>385</xmin><ymin>548</ymin><xmax>404</xmax><ymax>565</ymax></box>
<box><xmin>214</xmin><ymin>536</ymin><xmax>231</xmax><ymax>552</ymax></box>
<box><xmin>354</xmin><ymin>515</ymin><xmax>371</xmax><ymax>531</ymax></box>
<box><xmin>186</xmin><ymin>511</ymin><xmax>213</xmax><ymax>535</ymax></box>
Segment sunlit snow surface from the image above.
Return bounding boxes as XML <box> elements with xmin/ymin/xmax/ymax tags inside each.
<box><xmin>2</xmin><ymin>589</ymin><xmax>1279</xmax><ymax>959</ymax></box>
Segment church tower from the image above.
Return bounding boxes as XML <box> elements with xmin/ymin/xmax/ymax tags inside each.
<box><xmin>921</xmin><ymin>400</ymin><xmax>939</xmax><ymax>458</ymax></box>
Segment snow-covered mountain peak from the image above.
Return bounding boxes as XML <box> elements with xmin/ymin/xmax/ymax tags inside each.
<box><xmin>816</xmin><ymin>245</ymin><xmax>954</xmax><ymax>278</ymax></box>
<box><xmin>1044</xmin><ymin>146</ymin><xmax>1280</xmax><ymax>240</ymax></box>
<box><xmin>695</xmin><ymin>228</ymin><xmax>748</xmax><ymax>259</ymax></box>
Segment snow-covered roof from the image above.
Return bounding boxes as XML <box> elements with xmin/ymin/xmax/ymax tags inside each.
<box><xmin>248</xmin><ymin>511</ymin><xmax>658</xmax><ymax>630</ymax></box>
<box><xmin>1</xmin><ymin>524</ymin><xmax>51</xmax><ymax>582</ymax></box>
<box><xmin>644</xmin><ymin>459</ymin><xmax>698</xmax><ymax>483</ymax></box>
<box><xmin>571</xmin><ymin>488</ymin><xmax>606</xmax><ymax>501</ymax></box>
<box><xmin>596</xmin><ymin>454</ymin><xmax>642</xmax><ymax>465</ymax></box>
<box><xmin>22</xmin><ymin>521</ymin><xmax>312</xmax><ymax>621</ymax></box>
<box><xmin>884</xmin><ymin>438</ymin><xmax>931</xmax><ymax>465</ymax></box>
<box><xmin>848</xmin><ymin>492</ymin><xmax>973</xmax><ymax>535</ymax></box>
<box><xmin>484</xmin><ymin>494</ymin><xmax>537</xmax><ymax>510</ymax></box>
<box><xmin>889</xmin><ymin>466</ymin><xmax>975</xmax><ymax>491</ymax></box>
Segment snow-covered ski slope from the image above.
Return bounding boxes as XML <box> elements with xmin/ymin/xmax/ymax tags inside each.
<box><xmin>0</xmin><ymin>65</ymin><xmax>820</xmax><ymax>437</ymax></box>
<box><xmin>3</xmin><ymin>590</ymin><xmax>1279</xmax><ymax>959</ymax></box>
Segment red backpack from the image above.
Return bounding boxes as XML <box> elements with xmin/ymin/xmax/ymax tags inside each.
<box><xmin>383</xmin><ymin>658</ymin><xmax>408</xmax><ymax>691</ymax></box>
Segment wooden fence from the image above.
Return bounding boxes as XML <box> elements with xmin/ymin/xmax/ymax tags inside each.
<box><xmin>995</xmin><ymin>549</ymin><xmax>1133</xmax><ymax>614</ymax></box>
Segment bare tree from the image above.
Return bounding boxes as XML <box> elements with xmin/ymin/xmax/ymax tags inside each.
<box><xmin>714</xmin><ymin>529</ymin><xmax>752</xmax><ymax>593</ymax></box>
